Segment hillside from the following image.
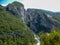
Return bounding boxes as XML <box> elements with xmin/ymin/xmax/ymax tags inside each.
<box><xmin>0</xmin><ymin>2</ymin><xmax>36</xmax><ymax>45</ymax></box>
<box><xmin>26</xmin><ymin>9</ymin><xmax>60</xmax><ymax>33</ymax></box>
<box><xmin>38</xmin><ymin>30</ymin><xmax>60</xmax><ymax>45</ymax></box>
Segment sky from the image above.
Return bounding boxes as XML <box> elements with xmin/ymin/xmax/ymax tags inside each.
<box><xmin>0</xmin><ymin>0</ymin><xmax>60</xmax><ymax>12</ymax></box>
<box><xmin>0</xmin><ymin>0</ymin><xmax>23</xmax><ymax>6</ymax></box>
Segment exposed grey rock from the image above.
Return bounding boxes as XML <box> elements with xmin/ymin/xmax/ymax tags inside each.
<box><xmin>6</xmin><ymin>1</ymin><xmax>25</xmax><ymax>22</ymax></box>
<box><xmin>25</xmin><ymin>9</ymin><xmax>60</xmax><ymax>33</ymax></box>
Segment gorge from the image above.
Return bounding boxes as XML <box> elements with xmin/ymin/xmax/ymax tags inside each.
<box><xmin>0</xmin><ymin>1</ymin><xmax>60</xmax><ymax>45</ymax></box>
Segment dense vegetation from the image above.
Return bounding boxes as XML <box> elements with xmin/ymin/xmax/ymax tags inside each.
<box><xmin>0</xmin><ymin>10</ymin><xmax>36</xmax><ymax>45</ymax></box>
<box><xmin>38</xmin><ymin>30</ymin><xmax>60</xmax><ymax>45</ymax></box>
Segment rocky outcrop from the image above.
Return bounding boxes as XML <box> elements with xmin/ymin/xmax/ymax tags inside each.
<box><xmin>25</xmin><ymin>9</ymin><xmax>60</xmax><ymax>33</ymax></box>
<box><xmin>6</xmin><ymin>1</ymin><xmax>25</xmax><ymax>22</ymax></box>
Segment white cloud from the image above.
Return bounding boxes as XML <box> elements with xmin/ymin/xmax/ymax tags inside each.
<box><xmin>1</xmin><ymin>4</ymin><xmax>7</xmax><ymax>6</ymax></box>
<box><xmin>23</xmin><ymin>0</ymin><xmax>60</xmax><ymax>12</ymax></box>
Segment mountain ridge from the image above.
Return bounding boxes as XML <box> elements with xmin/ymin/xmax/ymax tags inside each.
<box><xmin>0</xmin><ymin>1</ymin><xmax>60</xmax><ymax>33</ymax></box>
<box><xmin>26</xmin><ymin>9</ymin><xmax>60</xmax><ymax>33</ymax></box>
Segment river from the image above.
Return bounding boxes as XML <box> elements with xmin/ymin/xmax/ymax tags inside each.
<box><xmin>34</xmin><ymin>34</ymin><xmax>40</xmax><ymax>45</ymax></box>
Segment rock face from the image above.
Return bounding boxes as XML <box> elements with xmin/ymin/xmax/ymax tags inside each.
<box><xmin>25</xmin><ymin>9</ymin><xmax>60</xmax><ymax>33</ymax></box>
<box><xmin>4</xmin><ymin>1</ymin><xmax>60</xmax><ymax>33</ymax></box>
<box><xmin>6</xmin><ymin>1</ymin><xmax>25</xmax><ymax>22</ymax></box>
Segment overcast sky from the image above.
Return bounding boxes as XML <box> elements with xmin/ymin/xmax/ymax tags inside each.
<box><xmin>23</xmin><ymin>0</ymin><xmax>60</xmax><ymax>12</ymax></box>
<box><xmin>0</xmin><ymin>0</ymin><xmax>60</xmax><ymax>12</ymax></box>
